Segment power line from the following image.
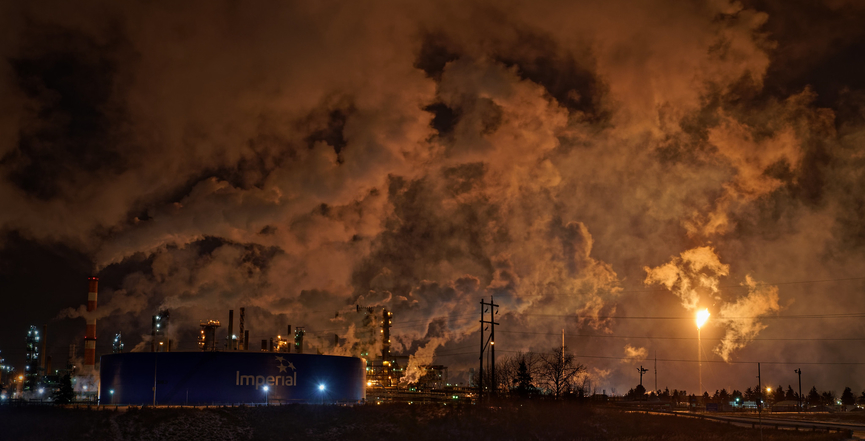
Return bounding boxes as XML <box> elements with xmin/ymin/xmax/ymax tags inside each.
<box><xmin>496</xmin><ymin>330</ymin><xmax>865</xmax><ymax>342</ymax></box>
<box><xmin>493</xmin><ymin>276</ymin><xmax>865</xmax><ymax>297</ymax></box>
<box><xmin>429</xmin><ymin>349</ymin><xmax>865</xmax><ymax>366</ymax></box>
<box><xmin>459</xmin><ymin>350</ymin><xmax>865</xmax><ymax>366</ymax></box>
<box><xmin>518</xmin><ymin>312</ymin><xmax>865</xmax><ymax>320</ymax></box>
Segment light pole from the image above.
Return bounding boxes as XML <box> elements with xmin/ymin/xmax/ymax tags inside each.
<box><xmin>794</xmin><ymin>368</ymin><xmax>802</xmax><ymax>412</ymax></box>
<box><xmin>110</xmin><ymin>389</ymin><xmax>115</xmax><ymax>405</ymax></box>
<box><xmin>318</xmin><ymin>384</ymin><xmax>326</xmax><ymax>405</ymax></box>
<box><xmin>263</xmin><ymin>385</ymin><xmax>269</xmax><ymax>406</ymax></box>
<box><xmin>695</xmin><ymin>309</ymin><xmax>710</xmax><ymax>396</ymax></box>
<box><xmin>153</xmin><ymin>342</ymin><xmax>162</xmax><ymax>406</ymax></box>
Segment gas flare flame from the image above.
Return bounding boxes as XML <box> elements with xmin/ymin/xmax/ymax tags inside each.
<box><xmin>696</xmin><ymin>308</ymin><xmax>710</xmax><ymax>329</ymax></box>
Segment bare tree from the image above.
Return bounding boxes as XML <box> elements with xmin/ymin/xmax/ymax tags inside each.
<box><xmin>537</xmin><ymin>346</ymin><xmax>586</xmax><ymax>399</ymax></box>
<box><xmin>496</xmin><ymin>352</ymin><xmax>540</xmax><ymax>393</ymax></box>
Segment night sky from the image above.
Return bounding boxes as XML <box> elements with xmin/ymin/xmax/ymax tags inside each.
<box><xmin>2</xmin><ymin>0</ymin><xmax>865</xmax><ymax>396</ymax></box>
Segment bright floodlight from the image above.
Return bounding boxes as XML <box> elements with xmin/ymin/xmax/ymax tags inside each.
<box><xmin>263</xmin><ymin>386</ymin><xmax>269</xmax><ymax>392</ymax></box>
<box><xmin>110</xmin><ymin>390</ymin><xmax>114</xmax><ymax>394</ymax></box>
<box><xmin>318</xmin><ymin>384</ymin><xmax>325</xmax><ymax>391</ymax></box>
<box><xmin>696</xmin><ymin>308</ymin><xmax>710</xmax><ymax>329</ymax></box>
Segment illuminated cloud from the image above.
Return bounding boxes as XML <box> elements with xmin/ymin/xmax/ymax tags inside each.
<box><xmin>1</xmin><ymin>0</ymin><xmax>864</xmax><ymax>394</ymax></box>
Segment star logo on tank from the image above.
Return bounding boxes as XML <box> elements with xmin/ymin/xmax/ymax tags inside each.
<box><xmin>274</xmin><ymin>356</ymin><xmax>296</xmax><ymax>373</ymax></box>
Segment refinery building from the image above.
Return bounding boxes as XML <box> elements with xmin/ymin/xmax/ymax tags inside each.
<box><xmin>3</xmin><ymin>277</ymin><xmax>465</xmax><ymax>405</ymax></box>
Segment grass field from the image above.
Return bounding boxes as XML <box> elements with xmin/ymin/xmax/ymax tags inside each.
<box><xmin>0</xmin><ymin>403</ymin><xmax>850</xmax><ymax>441</ymax></box>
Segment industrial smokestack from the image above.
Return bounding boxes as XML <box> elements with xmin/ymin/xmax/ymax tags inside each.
<box><xmin>151</xmin><ymin>316</ymin><xmax>157</xmax><ymax>352</ymax></box>
<box><xmin>238</xmin><ymin>308</ymin><xmax>245</xmax><ymax>350</ymax></box>
<box><xmin>244</xmin><ymin>330</ymin><xmax>249</xmax><ymax>352</ymax></box>
<box><xmin>41</xmin><ymin>324</ymin><xmax>47</xmax><ymax>372</ymax></box>
<box><xmin>228</xmin><ymin>310</ymin><xmax>234</xmax><ymax>350</ymax></box>
<box><xmin>84</xmin><ymin>277</ymin><xmax>98</xmax><ymax>370</ymax></box>
<box><xmin>382</xmin><ymin>309</ymin><xmax>391</xmax><ymax>361</ymax></box>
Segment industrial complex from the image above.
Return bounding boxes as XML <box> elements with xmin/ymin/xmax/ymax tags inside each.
<box><xmin>0</xmin><ymin>277</ymin><xmax>469</xmax><ymax>406</ymax></box>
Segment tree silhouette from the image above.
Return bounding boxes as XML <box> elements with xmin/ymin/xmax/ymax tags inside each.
<box><xmin>773</xmin><ymin>385</ymin><xmax>785</xmax><ymax>402</ymax></box>
<box><xmin>841</xmin><ymin>387</ymin><xmax>855</xmax><ymax>406</ymax></box>
<box><xmin>536</xmin><ymin>347</ymin><xmax>585</xmax><ymax>399</ymax></box>
<box><xmin>785</xmin><ymin>385</ymin><xmax>796</xmax><ymax>401</ymax></box>
<box><xmin>807</xmin><ymin>386</ymin><xmax>820</xmax><ymax>406</ymax></box>
<box><xmin>53</xmin><ymin>373</ymin><xmax>74</xmax><ymax>404</ymax></box>
<box><xmin>513</xmin><ymin>360</ymin><xmax>534</xmax><ymax>398</ymax></box>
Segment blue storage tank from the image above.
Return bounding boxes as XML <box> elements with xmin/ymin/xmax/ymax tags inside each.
<box><xmin>99</xmin><ymin>352</ymin><xmax>366</xmax><ymax>405</ymax></box>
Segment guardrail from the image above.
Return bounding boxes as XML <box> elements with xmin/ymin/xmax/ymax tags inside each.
<box><xmin>627</xmin><ymin>408</ymin><xmax>856</xmax><ymax>438</ymax></box>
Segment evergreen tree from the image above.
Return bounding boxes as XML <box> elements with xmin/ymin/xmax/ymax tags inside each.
<box><xmin>731</xmin><ymin>390</ymin><xmax>743</xmax><ymax>402</ymax></box>
<box><xmin>660</xmin><ymin>387</ymin><xmax>671</xmax><ymax>399</ymax></box>
<box><xmin>513</xmin><ymin>360</ymin><xmax>533</xmax><ymax>398</ymax></box>
<box><xmin>54</xmin><ymin>373</ymin><xmax>74</xmax><ymax>404</ymax></box>
<box><xmin>773</xmin><ymin>385</ymin><xmax>785</xmax><ymax>402</ymax></box>
<box><xmin>807</xmin><ymin>386</ymin><xmax>820</xmax><ymax>406</ymax></box>
<box><xmin>785</xmin><ymin>385</ymin><xmax>796</xmax><ymax>401</ymax></box>
<box><xmin>821</xmin><ymin>390</ymin><xmax>835</xmax><ymax>405</ymax></box>
<box><xmin>841</xmin><ymin>387</ymin><xmax>855</xmax><ymax>406</ymax></box>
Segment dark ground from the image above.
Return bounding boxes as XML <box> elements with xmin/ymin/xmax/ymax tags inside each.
<box><xmin>0</xmin><ymin>403</ymin><xmax>849</xmax><ymax>441</ymax></box>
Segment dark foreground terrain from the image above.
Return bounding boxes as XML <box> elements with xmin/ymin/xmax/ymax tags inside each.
<box><xmin>0</xmin><ymin>403</ymin><xmax>848</xmax><ymax>441</ymax></box>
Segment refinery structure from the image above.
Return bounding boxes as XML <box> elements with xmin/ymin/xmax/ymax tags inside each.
<box><xmin>0</xmin><ymin>277</ymin><xmax>465</xmax><ymax>405</ymax></box>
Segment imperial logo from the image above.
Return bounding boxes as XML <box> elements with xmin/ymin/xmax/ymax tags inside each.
<box><xmin>235</xmin><ymin>355</ymin><xmax>297</xmax><ymax>390</ymax></box>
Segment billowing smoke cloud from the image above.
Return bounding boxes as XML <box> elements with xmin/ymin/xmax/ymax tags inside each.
<box><xmin>400</xmin><ymin>337</ymin><xmax>446</xmax><ymax>385</ymax></box>
<box><xmin>2</xmin><ymin>0</ymin><xmax>865</xmax><ymax>394</ymax></box>
<box><xmin>644</xmin><ymin>247</ymin><xmax>729</xmax><ymax>311</ymax></box>
<box><xmin>715</xmin><ymin>275</ymin><xmax>780</xmax><ymax>361</ymax></box>
<box><xmin>622</xmin><ymin>345</ymin><xmax>648</xmax><ymax>364</ymax></box>
<box><xmin>645</xmin><ymin>247</ymin><xmax>780</xmax><ymax>361</ymax></box>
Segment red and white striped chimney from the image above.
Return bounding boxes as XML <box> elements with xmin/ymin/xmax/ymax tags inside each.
<box><xmin>84</xmin><ymin>277</ymin><xmax>98</xmax><ymax>369</ymax></box>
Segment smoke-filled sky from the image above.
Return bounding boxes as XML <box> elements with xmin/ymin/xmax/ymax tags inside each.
<box><xmin>2</xmin><ymin>0</ymin><xmax>865</xmax><ymax>396</ymax></box>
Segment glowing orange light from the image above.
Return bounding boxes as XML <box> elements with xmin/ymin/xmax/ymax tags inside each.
<box><xmin>696</xmin><ymin>309</ymin><xmax>710</xmax><ymax>329</ymax></box>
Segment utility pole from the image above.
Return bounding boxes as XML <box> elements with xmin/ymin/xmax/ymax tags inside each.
<box><xmin>654</xmin><ymin>351</ymin><xmax>657</xmax><ymax>393</ymax></box>
<box><xmin>491</xmin><ymin>295</ymin><xmax>496</xmax><ymax>395</ymax></box>
<box><xmin>638</xmin><ymin>366</ymin><xmax>648</xmax><ymax>386</ymax></box>
<box><xmin>479</xmin><ymin>300</ymin><xmax>484</xmax><ymax>401</ymax></box>
<box><xmin>794</xmin><ymin>368</ymin><xmax>802</xmax><ymax>412</ymax></box>
<box><xmin>479</xmin><ymin>296</ymin><xmax>498</xmax><ymax>400</ymax></box>
<box><xmin>757</xmin><ymin>362</ymin><xmax>762</xmax><ymax>440</ymax></box>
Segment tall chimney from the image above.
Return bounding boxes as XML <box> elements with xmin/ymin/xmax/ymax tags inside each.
<box><xmin>151</xmin><ymin>316</ymin><xmax>157</xmax><ymax>352</ymax></box>
<box><xmin>238</xmin><ymin>308</ymin><xmax>245</xmax><ymax>350</ymax></box>
<box><xmin>84</xmin><ymin>277</ymin><xmax>98</xmax><ymax>370</ymax></box>
<box><xmin>228</xmin><ymin>310</ymin><xmax>234</xmax><ymax>350</ymax></box>
<box><xmin>41</xmin><ymin>324</ymin><xmax>47</xmax><ymax>372</ymax></box>
<box><xmin>244</xmin><ymin>330</ymin><xmax>249</xmax><ymax>351</ymax></box>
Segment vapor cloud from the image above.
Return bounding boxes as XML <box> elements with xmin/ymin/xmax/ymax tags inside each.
<box><xmin>2</xmin><ymin>0</ymin><xmax>865</xmax><ymax>394</ymax></box>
